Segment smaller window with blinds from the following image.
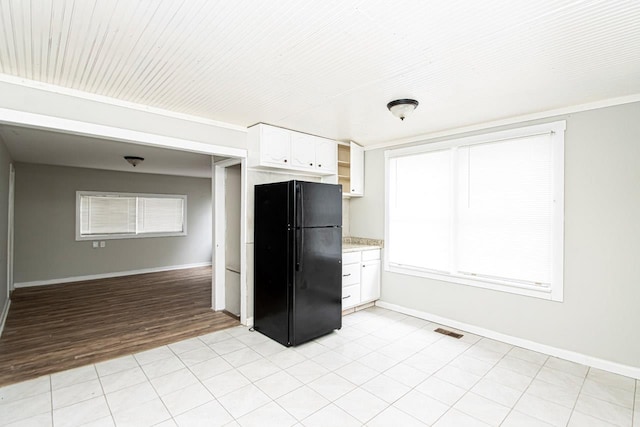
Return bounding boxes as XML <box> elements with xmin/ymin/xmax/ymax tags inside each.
<box><xmin>385</xmin><ymin>121</ymin><xmax>565</xmax><ymax>301</ymax></box>
<box><xmin>76</xmin><ymin>191</ymin><xmax>187</xmax><ymax>240</ymax></box>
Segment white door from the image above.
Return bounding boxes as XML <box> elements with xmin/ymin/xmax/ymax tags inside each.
<box><xmin>290</xmin><ymin>133</ymin><xmax>316</xmax><ymax>170</ymax></box>
<box><xmin>315</xmin><ymin>137</ymin><xmax>337</xmax><ymax>174</ymax></box>
<box><xmin>350</xmin><ymin>142</ymin><xmax>364</xmax><ymax>196</ymax></box>
<box><xmin>261</xmin><ymin>126</ymin><xmax>291</xmax><ymax>167</ymax></box>
<box><xmin>360</xmin><ymin>259</ymin><xmax>380</xmax><ymax>302</ymax></box>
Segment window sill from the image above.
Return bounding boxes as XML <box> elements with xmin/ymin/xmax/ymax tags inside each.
<box><xmin>76</xmin><ymin>232</ymin><xmax>187</xmax><ymax>241</ymax></box>
<box><xmin>385</xmin><ymin>263</ymin><xmax>563</xmax><ymax>302</ymax></box>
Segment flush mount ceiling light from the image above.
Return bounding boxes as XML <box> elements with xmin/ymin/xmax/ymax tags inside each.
<box><xmin>387</xmin><ymin>99</ymin><xmax>419</xmax><ymax>121</ymax></box>
<box><xmin>124</xmin><ymin>156</ymin><xmax>144</xmax><ymax>167</ymax></box>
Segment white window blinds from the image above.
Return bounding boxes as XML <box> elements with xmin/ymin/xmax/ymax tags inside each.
<box><xmin>388</xmin><ymin>149</ymin><xmax>452</xmax><ymax>273</ymax></box>
<box><xmin>386</xmin><ymin>121</ymin><xmax>564</xmax><ymax>300</ymax></box>
<box><xmin>80</xmin><ymin>195</ymin><xmax>136</xmax><ymax>235</ymax></box>
<box><xmin>78</xmin><ymin>192</ymin><xmax>186</xmax><ymax>239</ymax></box>
<box><xmin>137</xmin><ymin>197</ymin><xmax>185</xmax><ymax>234</ymax></box>
<box><xmin>455</xmin><ymin>135</ymin><xmax>553</xmax><ymax>285</ymax></box>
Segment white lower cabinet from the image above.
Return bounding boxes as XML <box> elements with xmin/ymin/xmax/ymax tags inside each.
<box><xmin>342</xmin><ymin>248</ymin><xmax>381</xmax><ymax>310</ymax></box>
<box><xmin>361</xmin><ymin>259</ymin><xmax>381</xmax><ymax>302</ymax></box>
<box><xmin>342</xmin><ymin>285</ymin><xmax>361</xmax><ymax>309</ymax></box>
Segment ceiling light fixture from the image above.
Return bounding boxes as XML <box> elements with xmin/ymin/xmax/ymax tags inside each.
<box><xmin>387</xmin><ymin>99</ymin><xmax>419</xmax><ymax>121</ymax></box>
<box><xmin>124</xmin><ymin>156</ymin><xmax>144</xmax><ymax>167</ymax></box>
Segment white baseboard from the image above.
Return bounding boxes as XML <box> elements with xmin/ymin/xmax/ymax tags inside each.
<box><xmin>0</xmin><ymin>298</ymin><xmax>10</xmax><ymax>338</ymax></box>
<box><xmin>13</xmin><ymin>262</ymin><xmax>213</xmax><ymax>288</ymax></box>
<box><xmin>376</xmin><ymin>300</ymin><xmax>640</xmax><ymax>380</ymax></box>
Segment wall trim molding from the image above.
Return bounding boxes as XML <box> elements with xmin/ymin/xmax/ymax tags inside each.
<box><xmin>14</xmin><ymin>262</ymin><xmax>213</xmax><ymax>289</ymax></box>
<box><xmin>365</xmin><ymin>93</ymin><xmax>640</xmax><ymax>151</ymax></box>
<box><xmin>0</xmin><ymin>73</ymin><xmax>248</xmax><ymax>133</ymax></box>
<box><xmin>375</xmin><ymin>300</ymin><xmax>640</xmax><ymax>380</ymax></box>
<box><xmin>0</xmin><ymin>298</ymin><xmax>10</xmax><ymax>338</ymax></box>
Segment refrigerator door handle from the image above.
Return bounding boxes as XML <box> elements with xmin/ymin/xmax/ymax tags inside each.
<box><xmin>296</xmin><ymin>184</ymin><xmax>304</xmax><ymax>271</ymax></box>
<box><xmin>296</xmin><ymin>227</ymin><xmax>305</xmax><ymax>272</ymax></box>
<box><xmin>299</xmin><ymin>183</ymin><xmax>305</xmax><ymax>227</ymax></box>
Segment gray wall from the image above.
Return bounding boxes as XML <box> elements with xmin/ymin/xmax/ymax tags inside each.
<box><xmin>351</xmin><ymin>102</ymin><xmax>640</xmax><ymax>368</ymax></box>
<box><xmin>0</xmin><ymin>137</ymin><xmax>11</xmax><ymax>313</ymax></box>
<box><xmin>14</xmin><ymin>163</ymin><xmax>212</xmax><ymax>283</ymax></box>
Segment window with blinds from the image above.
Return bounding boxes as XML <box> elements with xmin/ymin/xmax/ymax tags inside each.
<box><xmin>76</xmin><ymin>192</ymin><xmax>187</xmax><ymax>240</ymax></box>
<box><xmin>385</xmin><ymin>121</ymin><xmax>565</xmax><ymax>301</ymax></box>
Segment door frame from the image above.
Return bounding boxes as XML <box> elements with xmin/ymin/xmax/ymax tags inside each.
<box><xmin>212</xmin><ymin>157</ymin><xmax>247</xmax><ymax>324</ymax></box>
<box><xmin>6</xmin><ymin>163</ymin><xmax>14</xmax><ymax>296</ymax></box>
<box><xmin>0</xmin><ymin>107</ymin><xmax>248</xmax><ymax>324</ymax></box>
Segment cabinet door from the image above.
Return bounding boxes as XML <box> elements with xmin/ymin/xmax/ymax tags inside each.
<box><xmin>360</xmin><ymin>259</ymin><xmax>380</xmax><ymax>303</ymax></box>
<box><xmin>315</xmin><ymin>137</ymin><xmax>337</xmax><ymax>174</ymax></box>
<box><xmin>350</xmin><ymin>142</ymin><xmax>364</xmax><ymax>196</ymax></box>
<box><xmin>261</xmin><ymin>126</ymin><xmax>291</xmax><ymax>166</ymax></box>
<box><xmin>290</xmin><ymin>133</ymin><xmax>316</xmax><ymax>170</ymax></box>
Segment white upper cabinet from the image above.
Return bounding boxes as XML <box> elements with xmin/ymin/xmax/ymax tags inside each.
<box><xmin>349</xmin><ymin>142</ymin><xmax>364</xmax><ymax>196</ymax></box>
<box><xmin>290</xmin><ymin>133</ymin><xmax>317</xmax><ymax>171</ymax></box>
<box><xmin>314</xmin><ymin>137</ymin><xmax>337</xmax><ymax>174</ymax></box>
<box><xmin>260</xmin><ymin>125</ymin><xmax>291</xmax><ymax>167</ymax></box>
<box><xmin>248</xmin><ymin>124</ymin><xmax>337</xmax><ymax>176</ymax></box>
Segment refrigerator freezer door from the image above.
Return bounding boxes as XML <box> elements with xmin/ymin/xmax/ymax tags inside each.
<box><xmin>296</xmin><ymin>181</ymin><xmax>342</xmax><ymax>228</ymax></box>
<box><xmin>292</xmin><ymin>226</ymin><xmax>342</xmax><ymax>345</ymax></box>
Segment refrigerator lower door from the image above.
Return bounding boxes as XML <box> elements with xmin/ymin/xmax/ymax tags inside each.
<box><xmin>253</xmin><ymin>221</ymin><xmax>294</xmax><ymax>345</ymax></box>
<box><xmin>292</xmin><ymin>226</ymin><xmax>342</xmax><ymax>345</ymax></box>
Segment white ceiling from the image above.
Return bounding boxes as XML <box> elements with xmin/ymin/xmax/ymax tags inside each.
<box><xmin>0</xmin><ymin>1</ymin><xmax>639</xmax><ymax>146</ymax></box>
<box><xmin>0</xmin><ymin>125</ymin><xmax>215</xmax><ymax>178</ymax></box>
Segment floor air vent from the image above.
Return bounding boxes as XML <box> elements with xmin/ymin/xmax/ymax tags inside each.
<box><xmin>434</xmin><ymin>328</ymin><xmax>463</xmax><ymax>339</ymax></box>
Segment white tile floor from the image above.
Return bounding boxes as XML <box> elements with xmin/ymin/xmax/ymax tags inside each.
<box><xmin>0</xmin><ymin>307</ymin><xmax>638</xmax><ymax>426</ymax></box>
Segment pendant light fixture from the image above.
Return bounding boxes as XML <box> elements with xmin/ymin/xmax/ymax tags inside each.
<box><xmin>124</xmin><ymin>156</ymin><xmax>144</xmax><ymax>167</ymax></box>
<box><xmin>387</xmin><ymin>99</ymin><xmax>419</xmax><ymax>121</ymax></box>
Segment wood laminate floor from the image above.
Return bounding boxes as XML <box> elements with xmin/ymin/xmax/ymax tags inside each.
<box><xmin>0</xmin><ymin>266</ymin><xmax>239</xmax><ymax>386</ymax></box>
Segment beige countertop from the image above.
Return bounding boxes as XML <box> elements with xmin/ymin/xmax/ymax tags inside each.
<box><xmin>342</xmin><ymin>243</ymin><xmax>381</xmax><ymax>253</ymax></box>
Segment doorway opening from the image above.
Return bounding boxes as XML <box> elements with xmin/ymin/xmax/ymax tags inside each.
<box><xmin>213</xmin><ymin>158</ymin><xmax>246</xmax><ymax>324</ymax></box>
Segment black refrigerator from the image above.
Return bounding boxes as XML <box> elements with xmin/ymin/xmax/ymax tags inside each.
<box><xmin>254</xmin><ymin>180</ymin><xmax>342</xmax><ymax>346</ymax></box>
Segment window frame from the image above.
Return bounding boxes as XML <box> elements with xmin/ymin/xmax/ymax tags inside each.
<box><xmin>384</xmin><ymin>121</ymin><xmax>565</xmax><ymax>301</ymax></box>
<box><xmin>75</xmin><ymin>190</ymin><xmax>188</xmax><ymax>241</ymax></box>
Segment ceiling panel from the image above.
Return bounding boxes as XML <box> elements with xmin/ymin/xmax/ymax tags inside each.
<box><xmin>0</xmin><ymin>0</ymin><xmax>639</xmax><ymax>146</ymax></box>
<box><xmin>0</xmin><ymin>125</ymin><xmax>214</xmax><ymax>178</ymax></box>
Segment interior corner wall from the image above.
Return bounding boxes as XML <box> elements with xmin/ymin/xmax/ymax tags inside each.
<box><xmin>0</xmin><ymin>80</ymin><xmax>247</xmax><ymax>150</ymax></box>
<box><xmin>350</xmin><ymin>101</ymin><xmax>640</xmax><ymax>368</ymax></box>
<box><xmin>0</xmin><ymin>137</ymin><xmax>12</xmax><ymax>311</ymax></box>
<box><xmin>14</xmin><ymin>163</ymin><xmax>212</xmax><ymax>284</ymax></box>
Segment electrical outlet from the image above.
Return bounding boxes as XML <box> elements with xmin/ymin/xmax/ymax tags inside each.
<box><xmin>100</xmin><ymin>241</ymin><xmax>106</xmax><ymax>248</ymax></box>
<box><xmin>92</xmin><ymin>241</ymin><xmax>99</xmax><ymax>249</ymax></box>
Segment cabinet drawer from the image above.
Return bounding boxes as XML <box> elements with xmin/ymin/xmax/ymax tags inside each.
<box><xmin>342</xmin><ymin>263</ymin><xmax>360</xmax><ymax>286</ymax></box>
<box><xmin>362</xmin><ymin>249</ymin><xmax>380</xmax><ymax>261</ymax></box>
<box><xmin>342</xmin><ymin>251</ymin><xmax>361</xmax><ymax>264</ymax></box>
<box><xmin>342</xmin><ymin>284</ymin><xmax>360</xmax><ymax>309</ymax></box>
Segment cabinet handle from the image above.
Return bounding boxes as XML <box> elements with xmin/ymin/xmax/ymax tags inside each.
<box><xmin>284</xmin><ymin>159</ymin><xmax>288</xmax><ymax>163</ymax></box>
<box><xmin>342</xmin><ymin>273</ymin><xmax>351</xmax><ymax>277</ymax></box>
<box><xmin>318</xmin><ymin>164</ymin><xmax>322</xmax><ymax>167</ymax></box>
<box><xmin>352</xmin><ymin>189</ymin><xmax>355</xmax><ymax>192</ymax></box>
<box><xmin>309</xmin><ymin>163</ymin><xmax>313</xmax><ymax>166</ymax></box>
<box><xmin>342</xmin><ymin>295</ymin><xmax>351</xmax><ymax>299</ymax></box>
